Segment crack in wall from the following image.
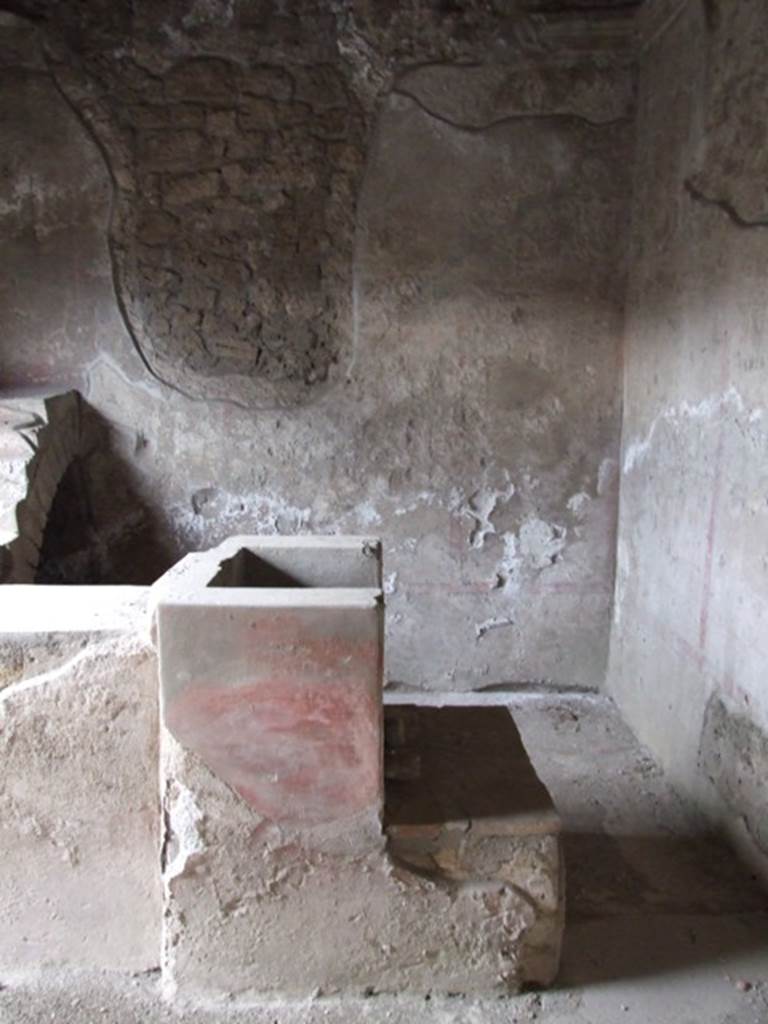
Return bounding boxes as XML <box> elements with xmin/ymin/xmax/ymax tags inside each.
<box><xmin>684</xmin><ymin>177</ymin><xmax>768</xmax><ymax>230</ymax></box>
<box><xmin>391</xmin><ymin>85</ymin><xmax>631</xmax><ymax>132</ymax></box>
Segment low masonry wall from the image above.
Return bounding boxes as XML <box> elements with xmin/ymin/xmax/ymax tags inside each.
<box><xmin>0</xmin><ymin>546</ymin><xmax>564</xmax><ymax>1000</ymax></box>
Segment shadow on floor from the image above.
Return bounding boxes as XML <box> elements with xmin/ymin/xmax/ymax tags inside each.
<box><xmin>558</xmin><ymin>831</ymin><xmax>768</xmax><ymax>986</ymax></box>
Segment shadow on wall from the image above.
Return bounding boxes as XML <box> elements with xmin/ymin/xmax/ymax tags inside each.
<box><xmin>35</xmin><ymin>400</ymin><xmax>175</xmax><ymax>585</ymax></box>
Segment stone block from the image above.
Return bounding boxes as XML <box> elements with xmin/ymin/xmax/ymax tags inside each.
<box><xmin>163</xmin><ymin>170</ymin><xmax>221</xmax><ymax>205</ymax></box>
<box><xmin>162</xmin><ymin>731</ymin><xmax>561</xmax><ymax>1002</ymax></box>
<box><xmin>0</xmin><ymin>630</ymin><xmax>161</xmax><ymax>974</ymax></box>
<box><xmin>0</xmin><ymin>391</ymin><xmax>86</xmax><ymax>582</ymax></box>
<box><xmin>153</xmin><ymin>536</ymin><xmax>384</xmax><ymax>834</ymax></box>
<box><xmin>0</xmin><ymin>632</ymin><xmax>93</xmax><ymax>691</ymax></box>
<box><xmin>139</xmin><ymin>130</ymin><xmax>214</xmax><ymax>172</ymax></box>
<box><xmin>164</xmin><ymin>58</ymin><xmax>235</xmax><ymax>103</ymax></box>
<box><xmin>0</xmin><ymin>583</ymin><xmax>149</xmax><ymax>635</ymax></box>
<box><xmin>0</xmin><ymin>586</ymin><xmax>150</xmax><ymax>696</ymax></box>
<box><xmin>154</xmin><ymin>538</ymin><xmax>562</xmax><ymax>1000</ymax></box>
<box><xmin>205</xmin><ymin>109</ymin><xmax>238</xmax><ymax>136</ymax></box>
<box><xmin>239</xmin><ymin>66</ymin><xmax>293</xmax><ymax>102</ymax></box>
<box><xmin>157</xmin><ymin>559</ymin><xmax>562</xmax><ymax>1002</ymax></box>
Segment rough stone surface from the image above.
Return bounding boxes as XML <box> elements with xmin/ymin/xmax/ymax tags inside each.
<box><xmin>160</xmin><ymin>702</ymin><xmax>563</xmax><ymax>1002</ymax></box>
<box><xmin>607</xmin><ymin>0</ymin><xmax>768</xmax><ymax>881</ymax></box>
<box><xmin>2</xmin><ymin>0</ymin><xmax>768</xmax><ymax>1008</ymax></box>
<box><xmin>699</xmin><ymin>695</ymin><xmax>768</xmax><ymax>867</ymax></box>
<box><xmin>0</xmin><ymin>4</ymin><xmax>633</xmax><ymax>690</ymax></box>
<box><xmin>0</xmin><ymin>584</ymin><xmax>149</xmax><ymax>690</ymax></box>
<box><xmin>2</xmin><ymin>692</ymin><xmax>766</xmax><ymax>1023</ymax></box>
<box><xmin>14</xmin><ymin>0</ymin><xmax>636</xmax><ymax>409</ymax></box>
<box><xmin>385</xmin><ymin>705</ymin><xmax>563</xmax><ymax>988</ymax></box>
<box><xmin>0</xmin><ymin>632</ymin><xmax>94</xmax><ymax>691</ymax></box>
<box><xmin>0</xmin><ymin>633</ymin><xmax>161</xmax><ymax>974</ymax></box>
<box><xmin>0</xmin><ymin>392</ymin><xmax>83</xmax><ymax>582</ymax></box>
<box><xmin>70</xmin><ymin>51</ymin><xmax>365</xmax><ymax>409</ymax></box>
<box><xmin>0</xmin><ymin>389</ymin><xmax>172</xmax><ymax>585</ymax></box>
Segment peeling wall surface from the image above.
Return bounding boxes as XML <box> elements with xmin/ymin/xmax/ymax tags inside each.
<box><xmin>0</xmin><ymin>2</ymin><xmax>634</xmax><ymax>690</ymax></box>
<box><xmin>607</xmin><ymin>0</ymin><xmax>768</xmax><ymax>874</ymax></box>
<box><xmin>357</xmin><ymin>83</ymin><xmax>628</xmax><ymax>689</ymax></box>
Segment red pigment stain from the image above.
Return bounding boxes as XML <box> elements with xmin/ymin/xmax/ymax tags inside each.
<box><xmin>166</xmin><ymin>679</ymin><xmax>380</xmax><ymax>826</ymax></box>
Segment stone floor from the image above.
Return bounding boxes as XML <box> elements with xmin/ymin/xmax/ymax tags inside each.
<box><xmin>2</xmin><ymin>692</ymin><xmax>767</xmax><ymax>1024</ymax></box>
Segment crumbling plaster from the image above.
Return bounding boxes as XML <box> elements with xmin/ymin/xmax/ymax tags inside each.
<box><xmin>0</xmin><ymin>2</ymin><xmax>634</xmax><ymax>689</ymax></box>
<box><xmin>607</xmin><ymin>0</ymin><xmax>768</xmax><ymax>880</ymax></box>
<box><xmin>159</xmin><ymin>725</ymin><xmax>563</xmax><ymax>1002</ymax></box>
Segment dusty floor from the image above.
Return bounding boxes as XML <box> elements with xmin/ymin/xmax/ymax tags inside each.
<box><xmin>1</xmin><ymin>693</ymin><xmax>766</xmax><ymax>1024</ymax></box>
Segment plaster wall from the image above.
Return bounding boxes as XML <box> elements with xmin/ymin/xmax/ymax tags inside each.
<box><xmin>607</xmin><ymin>0</ymin><xmax>768</xmax><ymax>878</ymax></box>
<box><xmin>0</xmin><ymin>3</ymin><xmax>634</xmax><ymax>690</ymax></box>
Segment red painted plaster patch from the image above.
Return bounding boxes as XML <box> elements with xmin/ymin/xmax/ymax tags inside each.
<box><xmin>166</xmin><ymin>678</ymin><xmax>381</xmax><ymax>825</ymax></box>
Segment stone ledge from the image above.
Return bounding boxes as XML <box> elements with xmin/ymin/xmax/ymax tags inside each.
<box><xmin>0</xmin><ymin>584</ymin><xmax>150</xmax><ymax>691</ymax></box>
<box><xmin>0</xmin><ymin>584</ymin><xmax>149</xmax><ymax>634</ymax></box>
<box><xmin>385</xmin><ymin>705</ymin><xmax>561</xmax><ymax>845</ymax></box>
